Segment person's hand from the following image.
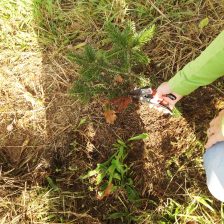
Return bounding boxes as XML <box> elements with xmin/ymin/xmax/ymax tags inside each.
<box><xmin>205</xmin><ymin>110</ymin><xmax>224</xmax><ymax>149</ymax></box>
<box><xmin>153</xmin><ymin>82</ymin><xmax>183</xmax><ymax>110</ymax></box>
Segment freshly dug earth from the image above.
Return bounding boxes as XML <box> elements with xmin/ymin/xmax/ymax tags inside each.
<box><xmin>1</xmin><ymin>0</ymin><xmax>224</xmax><ymax>221</ymax></box>
<box><xmin>1</xmin><ymin>51</ymin><xmax>223</xmax><ymax>223</ymax></box>
<box><xmin>63</xmin><ymin>84</ymin><xmax>223</xmax><ymax>223</ymax></box>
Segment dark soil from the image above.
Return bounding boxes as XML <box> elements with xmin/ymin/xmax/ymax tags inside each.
<box><xmin>1</xmin><ymin>62</ymin><xmax>222</xmax><ymax>223</ymax></box>
<box><xmin>45</xmin><ymin>83</ymin><xmax>223</xmax><ymax>223</ymax></box>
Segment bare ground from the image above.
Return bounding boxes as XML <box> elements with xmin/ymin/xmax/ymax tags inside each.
<box><xmin>1</xmin><ymin>39</ymin><xmax>224</xmax><ymax>224</ymax></box>
<box><xmin>1</xmin><ymin>1</ymin><xmax>224</xmax><ymax>223</ymax></box>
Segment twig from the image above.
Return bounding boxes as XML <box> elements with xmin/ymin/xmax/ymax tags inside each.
<box><xmin>211</xmin><ymin>84</ymin><xmax>224</xmax><ymax>96</ymax></box>
<box><xmin>147</xmin><ymin>0</ymin><xmax>171</xmax><ymax>22</ymax></box>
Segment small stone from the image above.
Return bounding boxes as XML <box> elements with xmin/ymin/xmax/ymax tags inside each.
<box><xmin>7</xmin><ymin>124</ymin><xmax>13</xmax><ymax>132</ymax></box>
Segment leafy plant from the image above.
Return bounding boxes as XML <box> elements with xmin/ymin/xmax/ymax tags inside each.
<box><xmin>81</xmin><ymin>133</ymin><xmax>148</xmax><ymax>201</ymax></box>
<box><xmin>68</xmin><ymin>22</ymin><xmax>155</xmax><ymax>102</ymax></box>
<box><xmin>199</xmin><ymin>17</ymin><xmax>209</xmax><ymax>30</ymax></box>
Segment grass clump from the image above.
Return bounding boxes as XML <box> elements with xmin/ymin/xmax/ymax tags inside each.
<box><xmin>69</xmin><ymin>22</ymin><xmax>155</xmax><ymax>102</ymax></box>
<box><xmin>160</xmin><ymin>195</ymin><xmax>222</xmax><ymax>224</ymax></box>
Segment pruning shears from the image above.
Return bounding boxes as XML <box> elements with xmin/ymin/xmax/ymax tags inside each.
<box><xmin>129</xmin><ymin>86</ymin><xmax>176</xmax><ymax>114</ymax></box>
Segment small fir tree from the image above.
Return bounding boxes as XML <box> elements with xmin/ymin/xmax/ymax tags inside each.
<box><xmin>68</xmin><ymin>22</ymin><xmax>155</xmax><ymax>102</ymax></box>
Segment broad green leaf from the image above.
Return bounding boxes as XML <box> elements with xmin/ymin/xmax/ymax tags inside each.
<box><xmin>100</xmin><ymin>182</ymin><xmax>109</xmax><ymax>191</ymax></box>
<box><xmin>195</xmin><ymin>196</ymin><xmax>215</xmax><ymax>212</ymax></box>
<box><xmin>113</xmin><ymin>172</ymin><xmax>121</xmax><ymax>180</ymax></box>
<box><xmin>199</xmin><ymin>18</ymin><xmax>209</xmax><ymax>30</ymax></box>
<box><xmin>77</xmin><ymin>117</ymin><xmax>87</xmax><ymax>128</ymax></box>
<box><xmin>125</xmin><ymin>185</ymin><xmax>140</xmax><ymax>202</ymax></box>
<box><xmin>117</xmin><ymin>139</ymin><xmax>126</xmax><ymax>147</ymax></box>
<box><xmin>112</xmin><ymin>159</ymin><xmax>124</xmax><ymax>176</ymax></box>
<box><xmin>117</xmin><ymin>146</ymin><xmax>125</xmax><ymax>160</ymax></box>
<box><xmin>108</xmin><ymin>175</ymin><xmax>113</xmax><ymax>184</ymax></box>
<box><xmin>46</xmin><ymin>177</ymin><xmax>60</xmax><ymax>191</ymax></box>
<box><xmin>96</xmin><ymin>172</ymin><xmax>107</xmax><ymax>185</ymax></box>
<box><xmin>97</xmin><ymin>163</ymin><xmax>105</xmax><ymax>169</ymax></box>
<box><xmin>128</xmin><ymin>133</ymin><xmax>148</xmax><ymax>141</ymax></box>
<box><xmin>127</xmin><ymin>178</ymin><xmax>134</xmax><ymax>185</ymax></box>
<box><xmin>81</xmin><ymin>169</ymin><xmax>98</xmax><ymax>179</ymax></box>
<box><xmin>107</xmin><ymin>163</ymin><xmax>116</xmax><ymax>183</ymax></box>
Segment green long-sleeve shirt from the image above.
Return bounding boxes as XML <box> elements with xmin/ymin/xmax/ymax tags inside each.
<box><xmin>168</xmin><ymin>31</ymin><xmax>224</xmax><ymax>136</ymax></box>
<box><xmin>168</xmin><ymin>31</ymin><xmax>224</xmax><ymax>96</ymax></box>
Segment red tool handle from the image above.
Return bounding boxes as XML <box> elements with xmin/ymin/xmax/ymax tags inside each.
<box><xmin>166</xmin><ymin>93</ymin><xmax>176</xmax><ymax>100</ymax></box>
<box><xmin>151</xmin><ymin>89</ymin><xmax>177</xmax><ymax>101</ymax></box>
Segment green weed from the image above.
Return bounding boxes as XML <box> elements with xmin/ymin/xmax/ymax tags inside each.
<box><xmin>159</xmin><ymin>195</ymin><xmax>221</xmax><ymax>224</ymax></box>
<box><xmin>82</xmin><ymin>133</ymin><xmax>148</xmax><ymax>201</ymax></box>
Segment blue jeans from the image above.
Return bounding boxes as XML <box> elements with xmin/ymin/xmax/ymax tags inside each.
<box><xmin>203</xmin><ymin>141</ymin><xmax>224</xmax><ymax>202</ymax></box>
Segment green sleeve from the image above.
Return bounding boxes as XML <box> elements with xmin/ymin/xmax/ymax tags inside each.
<box><xmin>168</xmin><ymin>31</ymin><xmax>224</xmax><ymax>96</ymax></box>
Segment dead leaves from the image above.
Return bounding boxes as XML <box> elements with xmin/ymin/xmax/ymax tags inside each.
<box><xmin>110</xmin><ymin>96</ymin><xmax>132</xmax><ymax>113</ymax></box>
<box><xmin>114</xmin><ymin>75</ymin><xmax>123</xmax><ymax>84</ymax></box>
<box><xmin>102</xmin><ymin>74</ymin><xmax>132</xmax><ymax>124</ymax></box>
<box><xmin>104</xmin><ymin>110</ymin><xmax>117</xmax><ymax>124</ymax></box>
<box><xmin>103</xmin><ymin>96</ymin><xmax>133</xmax><ymax>124</ymax></box>
<box><xmin>103</xmin><ymin>74</ymin><xmax>133</xmax><ymax>124</ymax></box>
<box><xmin>97</xmin><ymin>183</ymin><xmax>113</xmax><ymax>200</ymax></box>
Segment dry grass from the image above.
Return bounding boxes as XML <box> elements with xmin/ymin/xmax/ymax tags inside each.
<box><xmin>0</xmin><ymin>1</ymin><xmax>85</xmax><ymax>222</ymax></box>
<box><xmin>0</xmin><ymin>0</ymin><xmax>224</xmax><ymax>223</ymax></box>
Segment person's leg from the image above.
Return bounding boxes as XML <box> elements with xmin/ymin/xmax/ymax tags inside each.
<box><xmin>203</xmin><ymin>141</ymin><xmax>224</xmax><ymax>202</ymax></box>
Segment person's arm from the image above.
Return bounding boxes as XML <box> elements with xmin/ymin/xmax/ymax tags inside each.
<box><xmin>168</xmin><ymin>31</ymin><xmax>224</xmax><ymax>96</ymax></box>
<box><xmin>155</xmin><ymin>31</ymin><xmax>224</xmax><ymax>148</ymax></box>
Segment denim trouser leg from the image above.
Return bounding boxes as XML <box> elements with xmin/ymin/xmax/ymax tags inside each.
<box><xmin>203</xmin><ymin>141</ymin><xmax>224</xmax><ymax>202</ymax></box>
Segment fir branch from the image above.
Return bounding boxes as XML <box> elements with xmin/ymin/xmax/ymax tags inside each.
<box><xmin>135</xmin><ymin>25</ymin><xmax>155</xmax><ymax>48</ymax></box>
<box><xmin>69</xmin><ymin>21</ymin><xmax>155</xmax><ymax>102</ymax></box>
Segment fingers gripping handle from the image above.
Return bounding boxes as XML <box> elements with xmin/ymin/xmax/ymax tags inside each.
<box><xmin>157</xmin><ymin>93</ymin><xmax>177</xmax><ymax>114</ymax></box>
